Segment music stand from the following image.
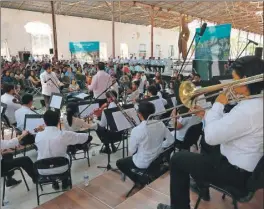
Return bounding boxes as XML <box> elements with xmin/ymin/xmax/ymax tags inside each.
<box><xmin>24</xmin><ymin>114</ymin><xmax>45</xmax><ymax>135</ymax></box>
<box><xmin>97</xmin><ymin>104</ymin><xmax>140</xmax><ymax>171</ymax></box>
<box><xmin>139</xmin><ymin>96</ymin><xmax>166</xmax><ymax>113</ymax></box>
<box><xmin>78</xmin><ymin>100</ymin><xmax>100</xmax><ymax>147</ymax></box>
<box><xmin>49</xmin><ymin>93</ymin><xmax>64</xmax><ymax>111</ymax></box>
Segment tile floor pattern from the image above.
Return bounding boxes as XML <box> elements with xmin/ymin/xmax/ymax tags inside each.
<box><xmin>2</xmin><ymin>130</ymin><xmax>126</xmax><ymax>209</ymax></box>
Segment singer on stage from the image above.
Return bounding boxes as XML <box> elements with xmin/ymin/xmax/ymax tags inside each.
<box><xmin>40</xmin><ymin>63</ymin><xmax>64</xmax><ymax>108</ymax></box>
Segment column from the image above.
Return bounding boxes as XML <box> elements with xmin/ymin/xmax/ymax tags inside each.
<box><xmin>112</xmin><ymin>2</ymin><xmax>115</xmax><ymax>58</ymax></box>
<box><xmin>150</xmin><ymin>6</ymin><xmax>154</xmax><ymax>57</ymax></box>
<box><xmin>51</xmin><ymin>1</ymin><xmax>58</xmax><ymax>61</ymax></box>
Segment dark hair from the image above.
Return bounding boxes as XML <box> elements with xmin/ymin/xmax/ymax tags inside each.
<box><xmin>178</xmin><ymin>74</ymin><xmax>184</xmax><ymax>81</ymax></box>
<box><xmin>21</xmin><ymin>94</ymin><xmax>33</xmax><ymax>105</ymax></box>
<box><xmin>66</xmin><ymin>102</ymin><xmax>79</xmax><ymax>126</ymax></box>
<box><xmin>3</xmin><ymin>84</ymin><xmax>14</xmax><ymax>93</ymax></box>
<box><xmin>148</xmin><ymin>85</ymin><xmax>158</xmax><ymax>96</ymax></box>
<box><xmin>106</xmin><ymin>90</ymin><xmax>117</xmax><ymax>99</ymax></box>
<box><xmin>194</xmin><ymin>73</ymin><xmax>201</xmax><ymax>78</ymax></box>
<box><xmin>43</xmin><ymin>63</ymin><xmax>51</xmax><ymax>70</ymax></box>
<box><xmin>43</xmin><ymin>110</ymin><xmax>60</xmax><ymax>127</ymax></box>
<box><xmin>98</xmin><ymin>62</ymin><xmax>105</xmax><ymax>71</ymax></box>
<box><xmin>132</xmin><ymin>80</ymin><xmax>140</xmax><ymax>88</ymax></box>
<box><xmin>138</xmin><ymin>101</ymin><xmax>155</xmax><ymax>120</ymax></box>
<box><xmin>231</xmin><ymin>56</ymin><xmax>263</xmax><ymax>95</ymax></box>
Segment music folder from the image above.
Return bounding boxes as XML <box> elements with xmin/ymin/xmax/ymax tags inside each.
<box><xmin>78</xmin><ymin>101</ymin><xmax>99</xmax><ymax>119</ymax></box>
<box><xmin>49</xmin><ymin>93</ymin><xmax>63</xmax><ymax>110</ymax></box>
<box><xmin>104</xmin><ymin>104</ymin><xmax>140</xmax><ymax>132</ymax></box>
<box><xmin>24</xmin><ymin>114</ymin><xmax>45</xmax><ymax>134</ymax></box>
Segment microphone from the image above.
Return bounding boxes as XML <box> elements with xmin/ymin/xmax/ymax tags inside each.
<box><xmin>247</xmin><ymin>39</ymin><xmax>258</xmax><ymax>46</ymax></box>
<box><xmin>199</xmin><ymin>23</ymin><xmax>207</xmax><ymax>37</ymax></box>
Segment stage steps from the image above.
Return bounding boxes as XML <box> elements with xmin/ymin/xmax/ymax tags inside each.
<box><xmin>35</xmin><ymin>171</ymin><xmax>263</xmax><ymax>209</ymax></box>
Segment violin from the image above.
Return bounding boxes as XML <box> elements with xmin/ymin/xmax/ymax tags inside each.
<box><xmin>93</xmin><ymin>103</ymin><xmax>108</xmax><ymax>117</ymax></box>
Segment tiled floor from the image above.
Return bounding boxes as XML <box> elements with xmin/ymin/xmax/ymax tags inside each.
<box><xmin>2</xmin><ymin>129</ymin><xmax>126</xmax><ymax>209</ymax></box>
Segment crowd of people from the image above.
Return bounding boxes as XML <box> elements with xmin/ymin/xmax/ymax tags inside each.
<box><xmin>0</xmin><ymin>54</ymin><xmax>263</xmax><ymax>209</ymax></box>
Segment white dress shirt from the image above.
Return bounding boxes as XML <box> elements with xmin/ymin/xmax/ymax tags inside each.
<box><xmin>129</xmin><ymin>120</ymin><xmax>174</xmax><ymax>169</ymax></box>
<box><xmin>170</xmin><ymin>116</ymin><xmax>202</xmax><ymax>141</ymax></box>
<box><xmin>157</xmin><ymin>92</ymin><xmax>168</xmax><ymax>106</ymax></box>
<box><xmin>0</xmin><ymin>138</ymin><xmax>19</xmax><ymax>160</ymax></box>
<box><xmin>62</xmin><ymin>115</ymin><xmax>90</xmax><ymax>132</ymax></box>
<box><xmin>88</xmin><ymin>70</ymin><xmax>112</xmax><ymax>99</ymax></box>
<box><xmin>1</xmin><ymin>93</ymin><xmax>22</xmax><ymax>124</ymax></box>
<box><xmin>126</xmin><ymin>89</ymin><xmax>140</xmax><ymax>103</ymax></box>
<box><xmin>40</xmin><ymin>71</ymin><xmax>62</xmax><ymax>96</ymax></box>
<box><xmin>35</xmin><ymin>126</ymin><xmax>89</xmax><ymax>175</ymax></box>
<box><xmin>15</xmin><ymin>106</ymin><xmax>36</xmax><ymax>131</ymax></box>
<box><xmin>204</xmin><ymin>98</ymin><xmax>263</xmax><ymax>172</ymax></box>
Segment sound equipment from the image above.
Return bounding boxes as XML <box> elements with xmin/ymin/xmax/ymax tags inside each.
<box><xmin>49</xmin><ymin>48</ymin><xmax>54</xmax><ymax>54</ymax></box>
<box><xmin>247</xmin><ymin>39</ymin><xmax>258</xmax><ymax>46</ymax></box>
<box><xmin>255</xmin><ymin>47</ymin><xmax>263</xmax><ymax>59</ymax></box>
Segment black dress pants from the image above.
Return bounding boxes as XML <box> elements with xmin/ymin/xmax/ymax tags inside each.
<box><xmin>169</xmin><ymin>150</ymin><xmax>252</xmax><ymax>209</ymax></box>
<box><xmin>96</xmin><ymin>125</ymin><xmax>123</xmax><ymax>146</ymax></box>
<box><xmin>1</xmin><ymin>154</ymin><xmax>35</xmax><ymax>182</ymax></box>
<box><xmin>116</xmin><ymin>156</ymin><xmax>139</xmax><ymax>183</ymax></box>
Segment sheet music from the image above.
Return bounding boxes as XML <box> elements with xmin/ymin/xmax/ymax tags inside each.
<box><xmin>25</xmin><ymin>118</ymin><xmax>45</xmax><ymax>134</ymax></box>
<box><xmin>49</xmin><ymin>95</ymin><xmax>63</xmax><ymax>109</ymax></box>
<box><xmin>74</xmin><ymin>93</ymin><xmax>89</xmax><ymax>100</ymax></box>
<box><xmin>113</xmin><ymin>108</ymin><xmax>140</xmax><ymax>131</ymax></box>
<box><xmin>149</xmin><ymin>99</ymin><xmax>165</xmax><ymax>113</ymax></box>
<box><xmin>171</xmin><ymin>97</ymin><xmax>177</xmax><ymax>107</ymax></box>
<box><xmin>79</xmin><ymin>103</ymin><xmax>99</xmax><ymax>118</ymax></box>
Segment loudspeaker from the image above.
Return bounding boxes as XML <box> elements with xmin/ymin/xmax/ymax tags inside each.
<box><xmin>255</xmin><ymin>47</ymin><xmax>263</xmax><ymax>59</ymax></box>
<box><xmin>49</xmin><ymin>48</ymin><xmax>54</xmax><ymax>54</ymax></box>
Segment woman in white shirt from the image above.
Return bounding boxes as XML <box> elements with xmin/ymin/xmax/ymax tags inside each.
<box><xmin>62</xmin><ymin>102</ymin><xmax>91</xmax><ymax>132</ymax></box>
<box><xmin>68</xmin><ymin>79</ymin><xmax>80</xmax><ymax>92</ymax></box>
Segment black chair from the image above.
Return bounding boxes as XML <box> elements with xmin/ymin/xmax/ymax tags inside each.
<box><xmin>126</xmin><ymin>145</ymin><xmax>175</xmax><ymax>197</ymax></box>
<box><xmin>67</xmin><ymin>133</ymin><xmax>92</xmax><ymax>168</ymax></box>
<box><xmin>34</xmin><ymin>156</ymin><xmax>72</xmax><ymax>205</ymax></box>
<box><xmin>2</xmin><ymin>167</ymin><xmax>30</xmax><ymax>206</ymax></box>
<box><xmin>194</xmin><ymin>155</ymin><xmax>264</xmax><ymax>209</ymax></box>
<box><xmin>174</xmin><ymin>122</ymin><xmax>203</xmax><ymax>151</ymax></box>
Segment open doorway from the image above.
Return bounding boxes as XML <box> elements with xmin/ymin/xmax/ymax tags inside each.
<box><xmin>120</xmin><ymin>43</ymin><xmax>129</xmax><ymax>58</ymax></box>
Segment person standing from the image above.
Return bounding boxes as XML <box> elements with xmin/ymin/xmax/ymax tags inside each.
<box><xmin>87</xmin><ymin>62</ymin><xmax>112</xmax><ymax>107</ymax></box>
<box><xmin>40</xmin><ymin>63</ymin><xmax>64</xmax><ymax>108</ymax></box>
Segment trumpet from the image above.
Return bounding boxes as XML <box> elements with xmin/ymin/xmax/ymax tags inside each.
<box><xmin>147</xmin><ymin>73</ymin><xmax>263</xmax><ymax>124</ymax></box>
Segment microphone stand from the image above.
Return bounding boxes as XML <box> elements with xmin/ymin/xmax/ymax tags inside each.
<box><xmin>236</xmin><ymin>40</ymin><xmax>254</xmax><ymax>60</ymax></box>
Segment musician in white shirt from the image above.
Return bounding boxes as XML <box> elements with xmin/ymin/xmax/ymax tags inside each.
<box><xmin>158</xmin><ymin>56</ymin><xmax>263</xmax><ymax>209</ymax></box>
<box><xmin>1</xmin><ymin>131</ymin><xmax>35</xmax><ymax>187</ymax></box>
<box><xmin>35</xmin><ymin>110</ymin><xmax>90</xmax><ymax>190</ymax></box>
<box><xmin>40</xmin><ymin>63</ymin><xmax>64</xmax><ymax>108</ymax></box>
<box><xmin>116</xmin><ymin>101</ymin><xmax>174</xmax><ymax>184</ymax></box>
<box><xmin>126</xmin><ymin>80</ymin><xmax>140</xmax><ymax>104</ymax></box>
<box><xmin>15</xmin><ymin>94</ymin><xmax>37</xmax><ymax>131</ymax></box>
<box><xmin>147</xmin><ymin>85</ymin><xmax>167</xmax><ymax>106</ymax></box>
<box><xmin>1</xmin><ymin>84</ymin><xmax>21</xmax><ymax>125</ymax></box>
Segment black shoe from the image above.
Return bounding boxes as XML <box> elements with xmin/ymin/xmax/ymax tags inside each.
<box><xmin>190</xmin><ymin>179</ymin><xmax>210</xmax><ymax>201</ymax></box>
<box><xmin>6</xmin><ymin>178</ymin><xmax>22</xmax><ymax>187</ymax></box>
<box><xmin>100</xmin><ymin>146</ymin><xmax>111</xmax><ymax>154</ymax></box>
<box><xmin>111</xmin><ymin>144</ymin><xmax>117</xmax><ymax>153</ymax></box>
<box><xmin>62</xmin><ymin>182</ymin><xmax>70</xmax><ymax>190</ymax></box>
<box><xmin>157</xmin><ymin>203</ymin><xmax>171</xmax><ymax>209</ymax></box>
<box><xmin>52</xmin><ymin>182</ymin><xmax>60</xmax><ymax>190</ymax></box>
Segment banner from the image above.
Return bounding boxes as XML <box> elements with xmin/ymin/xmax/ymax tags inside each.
<box><xmin>69</xmin><ymin>41</ymin><xmax>99</xmax><ymax>63</ymax></box>
<box><xmin>195</xmin><ymin>24</ymin><xmax>231</xmax><ymax>61</ymax></box>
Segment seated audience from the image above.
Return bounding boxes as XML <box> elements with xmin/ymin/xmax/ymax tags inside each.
<box><xmin>68</xmin><ymin>79</ymin><xmax>80</xmax><ymax>92</ymax></box>
<box><xmin>35</xmin><ymin>110</ymin><xmax>91</xmax><ymax>190</ymax></box>
<box><xmin>28</xmin><ymin>70</ymin><xmax>41</xmax><ymax>87</ymax></box>
<box><xmin>1</xmin><ymin>84</ymin><xmax>22</xmax><ymax>125</ymax></box>
<box><xmin>157</xmin><ymin>56</ymin><xmax>263</xmax><ymax>209</ymax></box>
<box><xmin>2</xmin><ymin>71</ymin><xmax>13</xmax><ymax>84</ymax></box>
<box><xmin>1</xmin><ymin>131</ymin><xmax>36</xmax><ymax>187</ymax></box>
<box><xmin>116</xmin><ymin>102</ymin><xmax>174</xmax><ymax>183</ymax></box>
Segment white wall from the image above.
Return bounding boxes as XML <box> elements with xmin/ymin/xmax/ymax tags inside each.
<box><xmin>1</xmin><ymin>8</ymin><xmax>179</xmax><ymax>59</ymax></box>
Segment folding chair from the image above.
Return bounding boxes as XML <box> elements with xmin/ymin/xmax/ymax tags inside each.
<box><xmin>2</xmin><ymin>167</ymin><xmax>30</xmax><ymax>206</ymax></box>
<box><xmin>28</xmin><ymin>80</ymin><xmax>41</xmax><ymax>96</ymax></box>
<box><xmin>194</xmin><ymin>155</ymin><xmax>264</xmax><ymax>209</ymax></box>
<box><xmin>126</xmin><ymin>145</ymin><xmax>175</xmax><ymax>197</ymax></box>
<box><xmin>34</xmin><ymin>156</ymin><xmax>72</xmax><ymax>205</ymax></box>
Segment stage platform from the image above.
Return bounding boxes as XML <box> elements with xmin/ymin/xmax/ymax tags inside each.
<box><xmin>35</xmin><ymin>171</ymin><xmax>263</xmax><ymax>209</ymax></box>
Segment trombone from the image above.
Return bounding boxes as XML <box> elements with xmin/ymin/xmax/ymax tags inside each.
<box><xmin>147</xmin><ymin>73</ymin><xmax>263</xmax><ymax>125</ymax></box>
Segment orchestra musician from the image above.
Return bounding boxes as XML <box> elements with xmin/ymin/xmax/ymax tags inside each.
<box><xmin>116</xmin><ymin>101</ymin><xmax>174</xmax><ymax>185</ymax></box>
<box><xmin>40</xmin><ymin>63</ymin><xmax>64</xmax><ymax>108</ymax></box>
<box><xmin>157</xmin><ymin>56</ymin><xmax>263</xmax><ymax>209</ymax></box>
<box><xmin>1</xmin><ymin>84</ymin><xmax>22</xmax><ymax>125</ymax></box>
<box><xmin>87</xmin><ymin>62</ymin><xmax>112</xmax><ymax>107</ymax></box>
<box><xmin>126</xmin><ymin>80</ymin><xmax>140</xmax><ymax>104</ymax></box>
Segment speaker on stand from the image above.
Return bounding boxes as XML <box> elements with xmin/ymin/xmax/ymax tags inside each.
<box><xmin>255</xmin><ymin>47</ymin><xmax>263</xmax><ymax>59</ymax></box>
<box><xmin>49</xmin><ymin>48</ymin><xmax>54</xmax><ymax>55</ymax></box>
